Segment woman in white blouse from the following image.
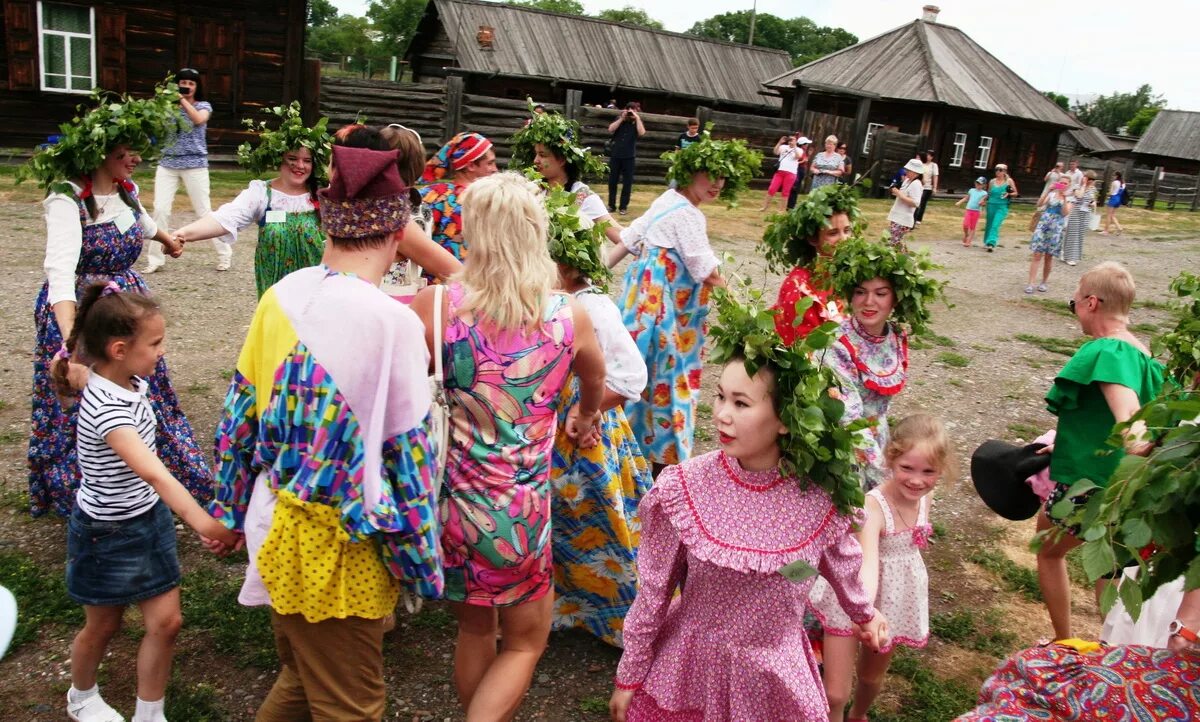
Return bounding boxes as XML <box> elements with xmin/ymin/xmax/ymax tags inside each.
<box><xmin>886</xmin><ymin>158</ymin><xmax>925</xmax><ymax>247</ymax></box>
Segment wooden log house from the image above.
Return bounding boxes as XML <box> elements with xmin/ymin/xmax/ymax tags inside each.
<box><xmin>0</xmin><ymin>0</ymin><xmax>308</xmax><ymax>156</ymax></box>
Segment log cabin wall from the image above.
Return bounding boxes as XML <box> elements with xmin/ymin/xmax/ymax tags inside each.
<box><xmin>0</xmin><ymin>0</ymin><xmax>306</xmax><ymax>157</ymax></box>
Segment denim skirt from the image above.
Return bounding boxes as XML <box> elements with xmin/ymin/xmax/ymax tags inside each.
<box><xmin>66</xmin><ymin>500</ymin><xmax>181</xmax><ymax>606</ymax></box>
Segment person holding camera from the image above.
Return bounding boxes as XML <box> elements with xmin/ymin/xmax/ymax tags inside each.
<box><xmin>607</xmin><ymin>103</ymin><xmax>645</xmax><ymax>216</ymax></box>
<box><xmin>761</xmin><ymin>134</ymin><xmax>804</xmax><ymax>211</ymax></box>
<box><xmin>144</xmin><ymin>68</ymin><xmax>232</xmax><ymax>273</ymax></box>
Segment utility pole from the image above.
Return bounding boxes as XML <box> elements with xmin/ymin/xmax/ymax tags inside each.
<box><xmin>748</xmin><ymin>0</ymin><xmax>757</xmax><ymax>45</ymax></box>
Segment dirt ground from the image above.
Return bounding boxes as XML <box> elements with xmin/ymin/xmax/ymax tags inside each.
<box><xmin>0</xmin><ymin>174</ymin><xmax>1195</xmax><ymax>721</ymax></box>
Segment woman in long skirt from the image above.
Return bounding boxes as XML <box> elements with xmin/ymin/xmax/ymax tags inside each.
<box><xmin>1062</xmin><ymin>170</ymin><xmax>1096</xmax><ymax>266</ymax></box>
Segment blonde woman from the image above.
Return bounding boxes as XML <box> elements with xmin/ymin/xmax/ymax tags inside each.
<box><xmin>410</xmin><ymin>172</ymin><xmax>605</xmax><ymax>721</ymax></box>
<box><xmin>809</xmin><ymin>135</ymin><xmax>844</xmax><ymax>190</ymax></box>
<box><xmin>1063</xmin><ymin>170</ymin><xmax>1096</xmax><ymax>266</ymax></box>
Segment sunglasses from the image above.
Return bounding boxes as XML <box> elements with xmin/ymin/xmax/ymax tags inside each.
<box><xmin>1068</xmin><ymin>295</ymin><xmax>1103</xmax><ymax>314</ymax></box>
<box><xmin>386</xmin><ymin>123</ymin><xmax>423</xmax><ymax>147</ymax></box>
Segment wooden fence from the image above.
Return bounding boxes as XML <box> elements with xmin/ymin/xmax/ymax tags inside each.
<box><xmin>1127</xmin><ymin>166</ymin><xmax>1200</xmax><ymax>210</ymax></box>
<box><xmin>863</xmin><ymin>130</ymin><xmax>923</xmax><ymax>197</ymax></box>
<box><xmin>318</xmin><ymin>76</ymin><xmax>448</xmax><ymax>158</ymax></box>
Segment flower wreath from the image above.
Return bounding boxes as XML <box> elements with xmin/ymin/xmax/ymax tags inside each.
<box><xmin>510</xmin><ymin>101</ymin><xmax>608</xmax><ymax>182</ymax></box>
<box><xmin>818</xmin><ymin>236</ymin><xmax>949</xmax><ymax>336</ymax></box>
<box><xmin>661</xmin><ymin>123</ymin><xmax>763</xmax><ymax>204</ymax></box>
<box><xmin>236</xmin><ymin>101</ymin><xmax>333</xmax><ymax>184</ymax></box>
<box><xmin>759</xmin><ymin>183</ymin><xmax>864</xmax><ymax>273</ymax></box>
<box><xmin>533</xmin><ymin>174</ymin><xmax>613</xmax><ymax>291</ymax></box>
<box><xmin>709</xmin><ymin>278</ymin><xmax>871</xmax><ymax>515</ymax></box>
<box><xmin>17</xmin><ymin>79</ymin><xmax>186</xmax><ymax>193</ymax></box>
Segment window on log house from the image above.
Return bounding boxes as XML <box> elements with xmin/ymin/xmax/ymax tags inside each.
<box><xmin>37</xmin><ymin>2</ymin><xmax>95</xmax><ymax>93</ymax></box>
<box><xmin>862</xmin><ymin>123</ymin><xmax>884</xmax><ymax>156</ymax></box>
<box><xmin>950</xmin><ymin>132</ymin><xmax>966</xmax><ymax>167</ymax></box>
<box><xmin>975</xmin><ymin>135</ymin><xmax>993</xmax><ymax>170</ymax></box>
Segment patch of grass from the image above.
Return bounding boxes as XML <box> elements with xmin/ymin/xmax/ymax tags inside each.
<box><xmin>1134</xmin><ymin>299</ymin><xmax>1174</xmax><ymax>311</ymax></box>
<box><xmin>164</xmin><ymin>679</ymin><xmax>228</xmax><ymax>721</ymax></box>
<box><xmin>694</xmin><ymin>424</ymin><xmax>713</xmax><ymax>443</ymax></box>
<box><xmin>1006</xmin><ymin>422</ymin><xmax>1042</xmax><ymax>440</ymax></box>
<box><xmin>1014</xmin><ymin>333</ymin><xmax>1084</xmax><ymax>357</ymax></box>
<box><xmin>697</xmin><ymin>402</ymin><xmax>713</xmax><ymax>416</ymax></box>
<box><xmin>180</xmin><ymin>567</ymin><xmax>276</xmax><ymax>668</ymax></box>
<box><xmin>409</xmin><ymin>606</ymin><xmax>456</xmax><ymax>631</ymax></box>
<box><xmin>947</xmin><ymin>378</ymin><xmax>964</xmax><ymax>388</ymax></box>
<box><xmin>1023</xmin><ymin>358</ymin><xmax>1045</xmax><ymax>369</ymax></box>
<box><xmin>218</xmin><ymin>368</ymin><xmax>235</xmax><ymax>381</ymax></box>
<box><xmin>968</xmin><ymin>548</ymin><xmax>1042</xmax><ymax>603</ymax></box>
<box><xmin>935</xmin><ymin>351</ymin><xmax>971</xmax><ymax>368</ymax></box>
<box><xmin>1022</xmin><ymin>296</ymin><xmax>1075</xmax><ymax>318</ymax></box>
<box><xmin>931</xmin><ymin>521</ymin><xmax>947</xmax><ymax>539</ymax></box>
<box><xmin>916</xmin><ymin>333</ymin><xmax>956</xmax><ymax>347</ymax></box>
<box><xmin>1066</xmin><ymin>547</ymin><xmax>1092</xmax><ymax>590</ymax></box>
<box><xmin>185</xmin><ymin>382</ymin><xmax>212</xmax><ymax>395</ymax></box>
<box><xmin>0</xmin><ymin>429</ymin><xmax>23</xmax><ymax>445</ymax></box>
<box><xmin>908</xmin><ymin>336</ymin><xmax>930</xmax><ymax>350</ymax></box>
<box><xmin>0</xmin><ymin>550</ymin><xmax>82</xmax><ymax>650</ymax></box>
<box><xmin>578</xmin><ymin>695</ymin><xmax>609</xmax><ymax>715</ymax></box>
<box><xmin>872</xmin><ymin>648</ymin><xmax>979</xmax><ymax>722</ymax></box>
<box><xmin>0</xmin><ymin>399</ymin><xmax>8</xmax><ymax>411</ymax></box>
<box><xmin>0</xmin><ymin>485</ymin><xmax>29</xmax><ymax>510</ymax></box>
<box><xmin>1129</xmin><ymin>322</ymin><xmax>1159</xmax><ymax>334</ymax></box>
<box><xmin>930</xmin><ymin>608</ymin><xmax>1018</xmax><ymax>657</ymax></box>
<box><xmin>970</xmin><ymin>343</ymin><xmax>997</xmax><ymax>353</ymax></box>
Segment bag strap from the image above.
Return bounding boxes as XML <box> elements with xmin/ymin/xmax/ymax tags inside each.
<box><xmin>433</xmin><ymin>283</ymin><xmax>445</xmax><ymax>385</ymax></box>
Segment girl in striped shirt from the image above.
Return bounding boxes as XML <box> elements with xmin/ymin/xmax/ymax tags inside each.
<box><xmin>51</xmin><ymin>282</ymin><xmax>236</xmax><ymax>722</ymax></box>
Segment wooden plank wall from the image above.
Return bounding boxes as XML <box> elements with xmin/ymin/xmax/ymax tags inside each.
<box><xmin>318</xmin><ymin>76</ymin><xmax>448</xmax><ymax>157</ymax></box>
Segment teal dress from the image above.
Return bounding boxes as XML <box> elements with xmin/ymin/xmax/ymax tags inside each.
<box><xmin>983</xmin><ymin>181</ymin><xmax>1012</xmax><ymax>248</ymax></box>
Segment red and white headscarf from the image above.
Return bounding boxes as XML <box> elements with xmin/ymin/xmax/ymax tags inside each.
<box><xmin>421</xmin><ymin>132</ymin><xmax>492</xmax><ymax>183</ymax></box>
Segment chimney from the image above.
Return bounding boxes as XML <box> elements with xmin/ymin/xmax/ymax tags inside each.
<box><xmin>921</xmin><ymin>5</ymin><xmax>940</xmax><ymax>22</ymax></box>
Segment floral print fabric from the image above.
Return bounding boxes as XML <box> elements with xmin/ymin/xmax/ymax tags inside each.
<box><xmin>1029</xmin><ymin>195</ymin><xmax>1067</xmax><ymax>256</ymax></box>
<box><xmin>439</xmin><ymin>283</ymin><xmax>576</xmax><ymax>606</ymax></box>
<box><xmin>421</xmin><ymin>181</ymin><xmax>464</xmax><ymax>280</ymax></box>
<box><xmin>774</xmin><ymin>266</ymin><xmax>844</xmax><ymax>345</ymax></box>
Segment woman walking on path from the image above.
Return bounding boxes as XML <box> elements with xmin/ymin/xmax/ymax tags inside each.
<box><xmin>1102</xmin><ymin>172</ymin><xmax>1125</xmax><ymax>236</ymax></box>
<box><xmin>761</xmin><ymin>135</ymin><xmax>804</xmax><ymax>211</ymax></box>
<box><xmin>809</xmin><ymin>135</ymin><xmax>845</xmax><ymax>192</ymax></box>
<box><xmin>610</xmin><ymin>130</ymin><xmax>761</xmax><ymax>474</ymax></box>
<box><xmin>1063</xmin><ymin>170</ymin><xmax>1096</xmax><ymax>265</ymax></box>
<box><xmin>886</xmin><ymin>158</ymin><xmax>924</xmax><ymax>247</ymax></box>
<box><xmin>420</xmin><ymin>132</ymin><xmax>498</xmax><ymax>277</ymax></box>
<box><xmin>983</xmin><ymin>164</ymin><xmax>1018</xmax><ymax>252</ymax></box>
<box><xmin>410</xmin><ymin>172</ymin><xmax>606</xmax><ymax>721</ymax></box>
<box><xmin>144</xmin><ymin>68</ymin><xmax>231</xmax><ymax>274</ymax></box>
<box><xmin>19</xmin><ymin>82</ymin><xmax>211</xmax><ymax>518</ymax></box>
<box><xmin>1025</xmin><ymin>180</ymin><xmax>1072</xmax><ymax>294</ymax></box>
<box><xmin>171</xmin><ymin>103</ymin><xmax>331</xmax><ymax>298</ymax></box>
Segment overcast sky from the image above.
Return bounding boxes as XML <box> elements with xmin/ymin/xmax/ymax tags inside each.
<box><xmin>330</xmin><ymin>0</ymin><xmax>1199</xmax><ymax>112</ymax></box>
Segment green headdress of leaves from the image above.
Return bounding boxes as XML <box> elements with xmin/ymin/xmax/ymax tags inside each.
<box><xmin>759</xmin><ymin>183</ymin><xmax>864</xmax><ymax>273</ymax></box>
<box><xmin>237</xmin><ymin>101</ymin><xmax>332</xmax><ymax>184</ymax></box>
<box><xmin>17</xmin><ymin>80</ymin><xmax>186</xmax><ymax>191</ymax></box>
<box><xmin>819</xmin><ymin>236</ymin><xmax>949</xmax><ymax>336</ymax></box>
<box><xmin>661</xmin><ymin>123</ymin><xmax>763</xmax><ymax>204</ymax></box>
<box><xmin>709</xmin><ymin>278</ymin><xmax>871</xmax><ymax>515</ymax></box>
<box><xmin>510</xmin><ymin>100</ymin><xmax>608</xmax><ymax>182</ymax></box>
<box><xmin>1151</xmin><ymin>271</ymin><xmax>1200</xmax><ymax>387</ymax></box>
<box><xmin>531</xmin><ymin>174</ymin><xmax>613</xmax><ymax>291</ymax></box>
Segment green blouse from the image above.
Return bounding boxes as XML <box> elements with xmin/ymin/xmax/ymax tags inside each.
<box><xmin>1045</xmin><ymin>337</ymin><xmax>1164</xmax><ymax>488</ymax></box>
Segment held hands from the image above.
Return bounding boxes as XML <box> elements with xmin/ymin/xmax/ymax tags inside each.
<box><xmin>857</xmin><ymin>610</ymin><xmax>891</xmax><ymax>652</ymax></box>
<box><xmin>566</xmin><ymin>404</ymin><xmax>602</xmax><ymax>449</ymax></box>
<box><xmin>162</xmin><ymin>234</ymin><xmax>185</xmax><ymax>258</ymax></box>
<box><xmin>197</xmin><ymin>516</ymin><xmax>243</xmax><ymax>556</ymax></box>
<box><xmin>609</xmin><ymin>688</ymin><xmax>634</xmax><ymax>721</ymax></box>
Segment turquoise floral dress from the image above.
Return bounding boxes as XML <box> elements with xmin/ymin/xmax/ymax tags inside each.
<box><xmin>1029</xmin><ymin>194</ymin><xmax>1067</xmax><ymax>256</ymax></box>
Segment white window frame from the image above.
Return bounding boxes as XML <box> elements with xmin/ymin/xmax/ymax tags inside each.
<box><xmin>861</xmin><ymin>123</ymin><xmax>884</xmax><ymax>156</ymax></box>
<box><xmin>37</xmin><ymin>2</ymin><xmax>96</xmax><ymax>95</ymax></box>
<box><xmin>974</xmin><ymin>135</ymin><xmax>993</xmax><ymax>170</ymax></box>
<box><xmin>950</xmin><ymin>132</ymin><xmax>967</xmax><ymax>167</ymax></box>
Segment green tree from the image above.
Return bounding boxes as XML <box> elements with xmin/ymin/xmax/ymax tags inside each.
<box><xmin>597</xmin><ymin>6</ymin><xmax>665</xmax><ymax>30</ymax></box>
<box><xmin>1043</xmin><ymin>91</ymin><xmax>1069</xmax><ymax>111</ymax></box>
<box><xmin>506</xmin><ymin>0</ymin><xmax>585</xmax><ymax>14</ymax></box>
<box><xmin>307</xmin><ymin>14</ymin><xmax>376</xmax><ymax>68</ymax></box>
<box><xmin>1073</xmin><ymin>84</ymin><xmax>1167</xmax><ymax>134</ymax></box>
<box><xmin>1126</xmin><ymin>106</ymin><xmax>1162</xmax><ymax>137</ymax></box>
<box><xmin>687</xmin><ymin>11</ymin><xmax>857</xmax><ymax>66</ymax></box>
<box><xmin>307</xmin><ymin>0</ymin><xmax>339</xmax><ymax>27</ymax></box>
<box><xmin>367</xmin><ymin>0</ymin><xmax>428</xmax><ymax>57</ymax></box>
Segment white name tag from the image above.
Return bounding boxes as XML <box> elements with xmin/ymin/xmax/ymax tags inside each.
<box><xmin>113</xmin><ymin>209</ymin><xmax>136</xmax><ymax>234</ymax></box>
<box><xmin>265</xmin><ymin>210</ymin><xmax>287</xmax><ymax>224</ymax></box>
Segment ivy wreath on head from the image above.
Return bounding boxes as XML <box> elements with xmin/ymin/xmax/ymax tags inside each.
<box><xmin>236</xmin><ymin>101</ymin><xmax>333</xmax><ymax>184</ymax></box>
<box><xmin>528</xmin><ymin>173</ymin><xmax>612</xmax><ymax>291</ymax></box>
<box><xmin>661</xmin><ymin>123</ymin><xmax>763</xmax><ymax>205</ymax></box>
<box><xmin>817</xmin><ymin>235</ymin><xmax>949</xmax><ymax>337</ymax></box>
<box><xmin>510</xmin><ymin>101</ymin><xmax>608</xmax><ymax>183</ymax></box>
<box><xmin>759</xmin><ymin>183</ymin><xmax>864</xmax><ymax>273</ymax></box>
<box><xmin>17</xmin><ymin>79</ymin><xmax>186</xmax><ymax>194</ymax></box>
<box><xmin>709</xmin><ymin>277</ymin><xmax>870</xmax><ymax>518</ymax></box>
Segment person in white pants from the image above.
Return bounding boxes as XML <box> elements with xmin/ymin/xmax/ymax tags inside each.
<box><xmin>145</xmin><ymin>67</ymin><xmax>233</xmax><ymax>272</ymax></box>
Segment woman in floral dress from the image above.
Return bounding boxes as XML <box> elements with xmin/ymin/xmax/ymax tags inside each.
<box><xmin>24</xmin><ymin>83</ymin><xmax>211</xmax><ymax>517</ymax></box>
<box><xmin>410</xmin><ymin>172</ymin><xmax>605</xmax><ymax>720</ymax></box>
<box><xmin>1025</xmin><ymin>180</ymin><xmax>1071</xmax><ymax>294</ymax></box>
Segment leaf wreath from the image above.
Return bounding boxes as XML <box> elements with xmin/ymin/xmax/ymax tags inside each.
<box><xmin>1151</xmin><ymin>270</ymin><xmax>1200</xmax><ymax>387</ymax></box>
<box><xmin>523</xmin><ymin>171</ymin><xmax>613</xmax><ymax>291</ymax></box>
<box><xmin>660</xmin><ymin>123</ymin><xmax>763</xmax><ymax>205</ymax></box>
<box><xmin>236</xmin><ymin>101</ymin><xmax>333</xmax><ymax>185</ymax></box>
<box><xmin>17</xmin><ymin>79</ymin><xmax>186</xmax><ymax>190</ymax></box>
<box><xmin>510</xmin><ymin>100</ymin><xmax>608</xmax><ymax>182</ymax></box>
<box><xmin>759</xmin><ymin>183</ymin><xmax>865</xmax><ymax>273</ymax></box>
<box><xmin>817</xmin><ymin>236</ymin><xmax>949</xmax><ymax>336</ymax></box>
<box><xmin>708</xmin><ymin>276</ymin><xmax>871</xmax><ymax>515</ymax></box>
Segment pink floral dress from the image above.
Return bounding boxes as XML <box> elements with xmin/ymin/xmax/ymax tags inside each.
<box><xmin>438</xmin><ymin>284</ymin><xmax>576</xmax><ymax>606</ymax></box>
<box><xmin>615</xmin><ymin>451</ymin><xmax>875</xmax><ymax>721</ymax></box>
<box><xmin>809</xmin><ymin>487</ymin><xmax>931</xmax><ymax>651</ymax></box>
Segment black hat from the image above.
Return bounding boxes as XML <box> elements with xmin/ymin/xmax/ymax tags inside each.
<box><xmin>970</xmin><ymin>440</ymin><xmax>1051</xmax><ymax>521</ymax></box>
<box><xmin>176</xmin><ymin>68</ymin><xmax>201</xmax><ymax>82</ymax></box>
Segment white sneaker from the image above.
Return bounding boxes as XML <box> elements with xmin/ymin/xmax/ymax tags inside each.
<box><xmin>67</xmin><ymin>691</ymin><xmax>125</xmax><ymax>722</ymax></box>
<box><xmin>143</xmin><ymin>263</ymin><xmax>163</xmax><ymax>274</ymax></box>
<box><xmin>215</xmin><ymin>260</ymin><xmax>231</xmax><ymax>272</ymax></box>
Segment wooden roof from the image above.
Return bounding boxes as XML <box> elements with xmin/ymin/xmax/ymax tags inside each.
<box><xmin>1068</xmin><ymin>125</ymin><xmax>1117</xmax><ymax>153</ymax></box>
<box><xmin>1133</xmin><ymin>110</ymin><xmax>1200</xmax><ymax>162</ymax></box>
<box><xmin>410</xmin><ymin>0</ymin><xmax>792</xmax><ymax>109</ymax></box>
<box><xmin>762</xmin><ymin>19</ymin><xmax>1079</xmax><ymax>128</ymax></box>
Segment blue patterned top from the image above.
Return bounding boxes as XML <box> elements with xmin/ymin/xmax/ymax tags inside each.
<box><xmin>160</xmin><ymin>101</ymin><xmax>212</xmax><ymax>170</ymax></box>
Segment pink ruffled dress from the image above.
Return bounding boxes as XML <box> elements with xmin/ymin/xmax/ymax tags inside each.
<box><xmin>809</xmin><ymin>487</ymin><xmax>931</xmax><ymax>651</ymax></box>
<box><xmin>615</xmin><ymin>451</ymin><xmax>875</xmax><ymax>721</ymax></box>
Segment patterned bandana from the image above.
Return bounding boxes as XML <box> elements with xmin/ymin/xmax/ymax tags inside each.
<box><xmin>318</xmin><ymin>146</ymin><xmax>411</xmax><ymax>239</ymax></box>
<box><xmin>421</xmin><ymin>132</ymin><xmax>493</xmax><ymax>183</ymax></box>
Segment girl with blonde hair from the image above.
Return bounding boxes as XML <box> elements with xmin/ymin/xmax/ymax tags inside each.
<box><xmin>410</xmin><ymin>171</ymin><xmax>606</xmax><ymax>721</ymax></box>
